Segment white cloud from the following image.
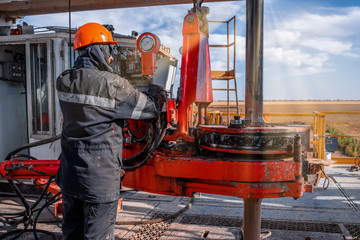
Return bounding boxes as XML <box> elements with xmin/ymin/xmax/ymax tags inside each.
<box><xmin>265</xmin><ymin>47</ymin><xmax>329</xmax><ymax>75</ymax></box>
<box><xmin>266</xmin><ymin>30</ymin><xmax>301</xmax><ymax>48</ymax></box>
<box><xmin>299</xmin><ymin>37</ymin><xmax>353</xmax><ymax>55</ymax></box>
<box><xmin>264</xmin><ymin>6</ymin><xmax>360</xmax><ymax>76</ymax></box>
<box><xmin>282</xmin><ymin>7</ymin><xmax>360</xmax><ymax>38</ymax></box>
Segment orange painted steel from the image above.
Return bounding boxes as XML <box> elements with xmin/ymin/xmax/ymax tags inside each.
<box><xmin>122</xmin><ymin>154</ymin><xmax>307</xmax><ymax>200</ymax></box>
<box><xmin>137</xmin><ymin>32</ymin><xmax>161</xmax><ymax>75</ymax></box>
<box><xmin>172</xmin><ymin>11</ymin><xmax>213</xmax><ymax>140</ymax></box>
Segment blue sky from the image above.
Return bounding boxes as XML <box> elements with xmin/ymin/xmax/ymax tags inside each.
<box><xmin>24</xmin><ymin>0</ymin><xmax>360</xmax><ymax>100</ymax></box>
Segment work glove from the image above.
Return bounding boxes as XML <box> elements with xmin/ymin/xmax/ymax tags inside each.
<box><xmin>144</xmin><ymin>84</ymin><xmax>167</xmax><ymax>113</ymax></box>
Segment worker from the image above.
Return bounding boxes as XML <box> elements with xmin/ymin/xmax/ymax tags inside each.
<box><xmin>56</xmin><ymin>23</ymin><xmax>166</xmax><ymax>240</ymax></box>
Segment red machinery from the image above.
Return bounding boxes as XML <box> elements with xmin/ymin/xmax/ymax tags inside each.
<box><xmin>0</xmin><ymin>1</ymin><xmax>321</xmax><ymax>240</ymax></box>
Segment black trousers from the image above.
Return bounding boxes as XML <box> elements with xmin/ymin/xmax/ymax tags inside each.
<box><xmin>61</xmin><ymin>193</ymin><xmax>118</xmax><ymax>240</ymax></box>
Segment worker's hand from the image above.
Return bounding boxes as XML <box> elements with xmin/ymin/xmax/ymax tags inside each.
<box><xmin>145</xmin><ymin>84</ymin><xmax>167</xmax><ymax>112</ymax></box>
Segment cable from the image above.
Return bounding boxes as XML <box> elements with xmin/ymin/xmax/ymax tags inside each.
<box><xmin>0</xmin><ymin>229</ymin><xmax>57</xmax><ymax>240</ymax></box>
<box><xmin>116</xmin><ymin>194</ymin><xmax>194</xmax><ymax>225</ymax></box>
<box><xmin>260</xmin><ymin>230</ymin><xmax>272</xmax><ymax>239</ymax></box>
<box><xmin>122</xmin><ymin>119</ymin><xmax>167</xmax><ymax>170</ymax></box>
<box><xmin>1</xmin><ymin>149</ymin><xmax>61</xmax><ymax>240</ymax></box>
<box><xmin>0</xmin><ymin>179</ymin><xmax>61</xmax><ymax>240</ymax></box>
<box><xmin>125</xmin><ymin>124</ymin><xmax>149</xmax><ymax>142</ymax></box>
<box><xmin>33</xmin><ymin>192</ymin><xmax>61</xmax><ymax>240</ymax></box>
<box><xmin>122</xmin><ymin>123</ymin><xmax>155</xmax><ymax>165</ymax></box>
<box><xmin>5</xmin><ymin>134</ymin><xmax>61</xmax><ymax>160</ymax></box>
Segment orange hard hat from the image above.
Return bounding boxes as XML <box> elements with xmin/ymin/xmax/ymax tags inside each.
<box><xmin>73</xmin><ymin>22</ymin><xmax>118</xmax><ymax>50</ymax></box>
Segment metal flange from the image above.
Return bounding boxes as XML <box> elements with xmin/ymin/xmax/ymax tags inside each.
<box><xmin>198</xmin><ymin>124</ymin><xmax>310</xmax><ymax>155</ymax></box>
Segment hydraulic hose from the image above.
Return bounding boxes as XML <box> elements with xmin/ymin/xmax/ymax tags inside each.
<box><xmin>122</xmin><ymin>114</ymin><xmax>167</xmax><ymax>170</ymax></box>
<box><xmin>5</xmin><ymin>135</ymin><xmax>61</xmax><ymax>160</ymax></box>
<box><xmin>122</xmin><ymin>122</ymin><xmax>155</xmax><ymax>165</ymax></box>
<box><xmin>1</xmin><ymin>135</ymin><xmax>61</xmax><ymax>240</ymax></box>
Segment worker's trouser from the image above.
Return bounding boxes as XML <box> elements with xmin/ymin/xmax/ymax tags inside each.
<box><xmin>61</xmin><ymin>193</ymin><xmax>118</xmax><ymax>240</ymax></box>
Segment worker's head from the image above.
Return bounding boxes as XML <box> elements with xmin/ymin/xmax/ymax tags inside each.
<box><xmin>74</xmin><ymin>22</ymin><xmax>117</xmax><ymax>51</ymax></box>
<box><xmin>73</xmin><ymin>23</ymin><xmax>117</xmax><ymax>71</ymax></box>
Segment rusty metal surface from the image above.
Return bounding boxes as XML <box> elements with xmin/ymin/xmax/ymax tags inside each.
<box><xmin>122</xmin><ymin>161</ymin><xmax>306</xmax><ymax>199</ymax></box>
<box><xmin>154</xmin><ymin>156</ymin><xmax>300</xmax><ymax>182</ymax></box>
<box><xmin>198</xmin><ymin>124</ymin><xmax>310</xmax><ymax>155</ymax></box>
<box><xmin>129</xmin><ymin>213</ymin><xmax>174</xmax><ymax>240</ymax></box>
<box><xmin>243</xmin><ymin>198</ymin><xmax>262</xmax><ymax>240</ymax></box>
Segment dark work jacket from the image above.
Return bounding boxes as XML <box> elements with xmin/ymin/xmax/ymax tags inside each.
<box><xmin>56</xmin><ymin>68</ymin><xmax>159</xmax><ymax>203</ymax></box>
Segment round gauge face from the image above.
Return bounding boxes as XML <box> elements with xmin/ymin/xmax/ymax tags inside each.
<box><xmin>139</xmin><ymin>35</ymin><xmax>155</xmax><ymax>53</ymax></box>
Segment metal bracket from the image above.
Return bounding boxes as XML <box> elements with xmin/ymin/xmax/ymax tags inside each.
<box><xmin>193</xmin><ymin>0</ymin><xmax>203</xmax><ymax>11</ymax></box>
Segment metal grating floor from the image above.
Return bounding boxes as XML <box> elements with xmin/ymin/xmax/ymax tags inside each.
<box><xmin>180</xmin><ymin>215</ymin><xmax>344</xmax><ymax>234</ymax></box>
<box><xmin>345</xmin><ymin>225</ymin><xmax>360</xmax><ymax>240</ymax></box>
<box><xmin>129</xmin><ymin>213</ymin><xmax>175</xmax><ymax>240</ymax></box>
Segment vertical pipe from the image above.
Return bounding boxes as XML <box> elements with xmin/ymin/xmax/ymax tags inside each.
<box><xmin>320</xmin><ymin>114</ymin><xmax>326</xmax><ymax>160</ymax></box>
<box><xmin>313</xmin><ymin>112</ymin><xmax>318</xmax><ymax>158</ymax></box>
<box><xmin>245</xmin><ymin>0</ymin><xmax>265</xmax><ymax>125</ymax></box>
<box><xmin>227</xmin><ymin>20</ymin><xmax>230</xmax><ymax>124</ymax></box>
<box><xmin>37</xmin><ymin>45</ymin><xmax>43</xmax><ymax>133</ymax></box>
<box><xmin>68</xmin><ymin>0</ymin><xmax>72</xmax><ymax>68</ymax></box>
<box><xmin>243</xmin><ymin>198</ymin><xmax>262</xmax><ymax>240</ymax></box>
<box><xmin>233</xmin><ymin>16</ymin><xmax>240</xmax><ymax>116</ymax></box>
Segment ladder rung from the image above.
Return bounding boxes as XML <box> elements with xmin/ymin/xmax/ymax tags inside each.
<box><xmin>209</xmin><ymin>42</ymin><xmax>235</xmax><ymax>48</ymax></box>
<box><xmin>213</xmin><ymin>88</ymin><xmax>236</xmax><ymax>91</ymax></box>
<box><xmin>212</xmin><ymin>76</ymin><xmax>234</xmax><ymax>80</ymax></box>
<box><xmin>211</xmin><ymin>70</ymin><xmax>235</xmax><ymax>80</ymax></box>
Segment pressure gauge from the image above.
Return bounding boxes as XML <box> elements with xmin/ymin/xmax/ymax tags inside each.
<box><xmin>139</xmin><ymin>35</ymin><xmax>155</xmax><ymax>52</ymax></box>
<box><xmin>137</xmin><ymin>32</ymin><xmax>160</xmax><ymax>54</ymax></box>
<box><xmin>136</xmin><ymin>32</ymin><xmax>161</xmax><ymax>75</ymax></box>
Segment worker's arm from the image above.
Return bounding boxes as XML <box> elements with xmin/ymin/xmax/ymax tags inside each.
<box><xmin>113</xmin><ymin>75</ymin><xmax>166</xmax><ymax>120</ymax></box>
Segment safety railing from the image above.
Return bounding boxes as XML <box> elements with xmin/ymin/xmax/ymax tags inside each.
<box><xmin>203</xmin><ymin>111</ymin><xmax>360</xmax><ymax>163</ymax></box>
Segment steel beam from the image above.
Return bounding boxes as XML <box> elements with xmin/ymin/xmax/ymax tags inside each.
<box><xmin>0</xmin><ymin>0</ymin><xmax>240</xmax><ymax>19</ymax></box>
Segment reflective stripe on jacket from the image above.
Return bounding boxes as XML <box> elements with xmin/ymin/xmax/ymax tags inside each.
<box><xmin>56</xmin><ymin>68</ymin><xmax>159</xmax><ymax>203</ymax></box>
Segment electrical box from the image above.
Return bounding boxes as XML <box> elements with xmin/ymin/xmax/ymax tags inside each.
<box><xmin>2</xmin><ymin>62</ymin><xmax>24</xmax><ymax>81</ymax></box>
<box><xmin>325</xmin><ymin>137</ymin><xmax>338</xmax><ymax>152</ymax></box>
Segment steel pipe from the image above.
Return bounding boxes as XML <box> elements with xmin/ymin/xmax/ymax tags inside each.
<box><xmin>243</xmin><ymin>198</ymin><xmax>262</xmax><ymax>240</ymax></box>
<box><xmin>245</xmin><ymin>0</ymin><xmax>264</xmax><ymax>125</ymax></box>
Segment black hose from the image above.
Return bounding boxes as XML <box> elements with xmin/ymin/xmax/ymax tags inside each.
<box><xmin>2</xmin><ymin>144</ymin><xmax>61</xmax><ymax>240</ymax></box>
<box><xmin>122</xmin><ymin>117</ymin><xmax>167</xmax><ymax>170</ymax></box>
<box><xmin>0</xmin><ymin>229</ymin><xmax>58</xmax><ymax>240</ymax></box>
<box><xmin>8</xmin><ymin>179</ymin><xmax>31</xmax><ymax>219</ymax></box>
<box><xmin>116</xmin><ymin>194</ymin><xmax>194</xmax><ymax>225</ymax></box>
<box><xmin>0</xmin><ymin>212</ymin><xmax>33</xmax><ymax>240</ymax></box>
<box><xmin>33</xmin><ymin>192</ymin><xmax>61</xmax><ymax>240</ymax></box>
<box><xmin>125</xmin><ymin>124</ymin><xmax>148</xmax><ymax>142</ymax></box>
<box><xmin>7</xmin><ymin>154</ymin><xmax>38</xmax><ymax>160</ymax></box>
<box><xmin>122</xmin><ymin>125</ymin><xmax>159</xmax><ymax>169</ymax></box>
<box><xmin>5</xmin><ymin>135</ymin><xmax>61</xmax><ymax>160</ymax></box>
<box><xmin>122</xmin><ymin>123</ymin><xmax>155</xmax><ymax>165</ymax></box>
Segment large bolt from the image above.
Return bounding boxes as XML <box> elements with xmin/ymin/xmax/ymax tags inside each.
<box><xmin>186</xmin><ymin>15</ymin><xmax>195</xmax><ymax>24</ymax></box>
